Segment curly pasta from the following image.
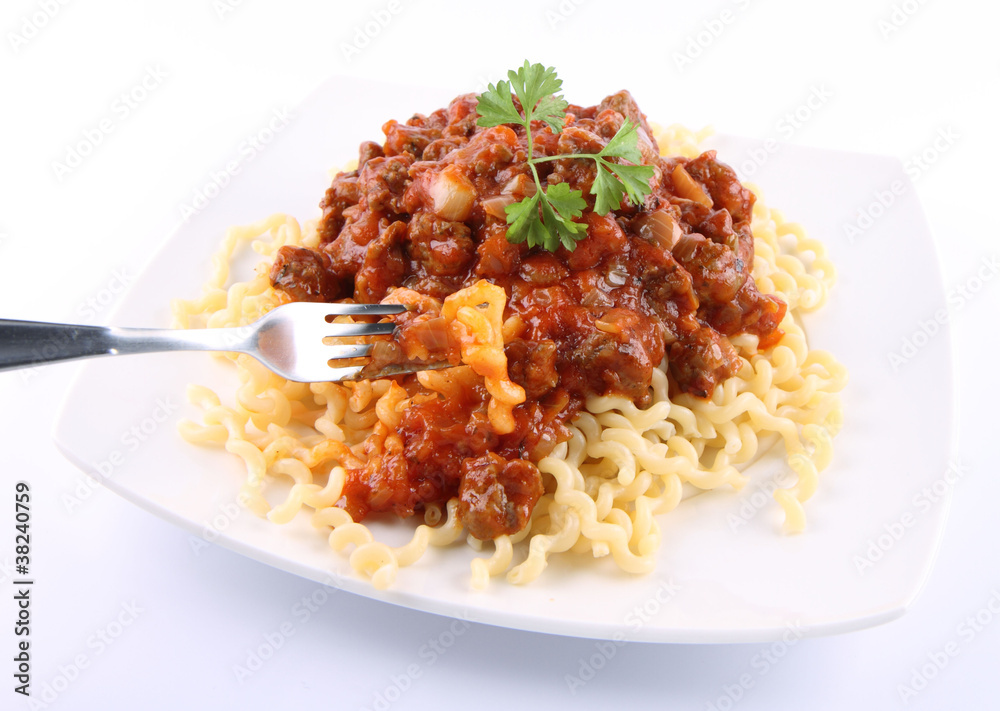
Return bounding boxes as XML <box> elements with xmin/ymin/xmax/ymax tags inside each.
<box><xmin>174</xmin><ymin>125</ymin><xmax>845</xmax><ymax>589</ymax></box>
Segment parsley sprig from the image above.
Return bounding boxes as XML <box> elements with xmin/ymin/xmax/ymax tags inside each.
<box><xmin>475</xmin><ymin>61</ymin><xmax>656</xmax><ymax>252</ymax></box>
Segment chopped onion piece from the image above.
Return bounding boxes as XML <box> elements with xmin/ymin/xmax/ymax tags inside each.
<box><xmin>481</xmin><ymin>194</ymin><xmax>516</xmax><ymax>219</ymax></box>
<box><xmin>672</xmin><ymin>165</ymin><xmax>713</xmax><ymax>208</ymax></box>
<box><xmin>414</xmin><ymin>317</ymin><xmax>450</xmax><ymax>352</ymax></box>
<box><xmin>501</xmin><ymin>173</ymin><xmax>536</xmax><ymax>197</ymax></box>
<box><xmin>581</xmin><ymin>289</ymin><xmax>612</xmax><ymax>308</ymax></box>
<box><xmin>594</xmin><ymin>308</ymin><xmax>632</xmax><ymax>335</ymax></box>
<box><xmin>605</xmin><ymin>264</ymin><xmax>628</xmax><ymax>287</ymax></box>
<box><xmin>429</xmin><ymin>165</ymin><xmax>477</xmax><ymax>222</ymax></box>
<box><xmin>636</xmin><ymin>209</ymin><xmax>682</xmax><ymax>249</ymax></box>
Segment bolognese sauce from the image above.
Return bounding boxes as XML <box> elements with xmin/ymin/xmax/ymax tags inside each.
<box><xmin>268</xmin><ymin>90</ymin><xmax>786</xmax><ymax>540</ymax></box>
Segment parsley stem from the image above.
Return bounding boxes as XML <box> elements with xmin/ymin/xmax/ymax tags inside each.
<box><xmin>520</xmin><ymin>106</ymin><xmax>549</xmax><ymax>210</ymax></box>
<box><xmin>531</xmin><ymin>153</ymin><xmax>607</xmax><ymax>164</ymax></box>
<box><xmin>522</xmin><ymin>102</ymin><xmax>535</xmax><ymax>166</ymax></box>
<box><xmin>528</xmin><ymin>161</ymin><xmax>544</xmax><ymax>198</ymax></box>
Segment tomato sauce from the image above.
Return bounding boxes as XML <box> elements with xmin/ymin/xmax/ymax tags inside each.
<box><xmin>268</xmin><ymin>90</ymin><xmax>786</xmax><ymax>539</ymax></box>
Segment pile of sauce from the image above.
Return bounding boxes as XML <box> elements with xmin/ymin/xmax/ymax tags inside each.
<box><xmin>269</xmin><ymin>91</ymin><xmax>786</xmax><ymax>539</ymax></box>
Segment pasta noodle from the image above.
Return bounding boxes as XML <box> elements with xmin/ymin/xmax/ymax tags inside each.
<box><xmin>173</xmin><ymin>124</ymin><xmax>846</xmax><ymax>589</ymax></box>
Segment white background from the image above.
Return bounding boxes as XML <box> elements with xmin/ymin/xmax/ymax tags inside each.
<box><xmin>1</xmin><ymin>0</ymin><xmax>998</xmax><ymax>709</ymax></box>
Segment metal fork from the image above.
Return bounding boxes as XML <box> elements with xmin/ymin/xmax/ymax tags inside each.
<box><xmin>0</xmin><ymin>302</ymin><xmax>445</xmax><ymax>382</ymax></box>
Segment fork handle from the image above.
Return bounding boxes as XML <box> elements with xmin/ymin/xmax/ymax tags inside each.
<box><xmin>0</xmin><ymin>319</ymin><xmax>243</xmax><ymax>372</ymax></box>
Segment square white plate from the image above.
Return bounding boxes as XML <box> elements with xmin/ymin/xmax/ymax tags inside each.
<box><xmin>54</xmin><ymin>76</ymin><xmax>954</xmax><ymax>643</ymax></box>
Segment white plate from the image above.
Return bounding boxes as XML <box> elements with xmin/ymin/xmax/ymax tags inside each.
<box><xmin>53</xmin><ymin>76</ymin><xmax>954</xmax><ymax>643</ymax></box>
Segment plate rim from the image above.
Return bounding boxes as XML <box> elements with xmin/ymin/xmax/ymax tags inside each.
<box><xmin>51</xmin><ymin>76</ymin><xmax>956</xmax><ymax>643</ymax></box>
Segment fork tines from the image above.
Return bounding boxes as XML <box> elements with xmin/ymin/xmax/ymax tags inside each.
<box><xmin>325</xmin><ymin>322</ymin><xmax>398</xmax><ymax>338</ymax></box>
<box><xmin>321</xmin><ymin>303</ymin><xmax>408</xmax><ymax>317</ymax></box>
<box><xmin>322</xmin><ymin>303</ymin><xmax>405</xmax><ymax>363</ymax></box>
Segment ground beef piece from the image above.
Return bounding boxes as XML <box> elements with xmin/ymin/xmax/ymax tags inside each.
<box><xmin>685</xmin><ymin>151</ymin><xmax>755</xmax><ymax>223</ymax></box>
<box><xmin>703</xmin><ymin>281</ymin><xmax>787</xmax><ymax>346</ymax></box>
<box><xmin>358</xmin><ymin>154</ymin><xmax>413</xmax><ymax>214</ymax></box>
<box><xmin>672</xmin><ymin>233</ymin><xmax>747</xmax><ymax>305</ymax></box>
<box><xmin>475</xmin><ymin>223</ymin><xmax>525</xmax><ymax>279</ymax></box>
<box><xmin>422</xmin><ymin>136</ymin><xmax>466</xmax><ymax>162</ymax></box>
<box><xmin>357</xmin><ymin>140</ymin><xmax>384</xmax><ymax>169</ymax></box>
<box><xmin>668</xmin><ymin>329</ymin><xmax>741</xmax><ymax>399</ymax></box>
<box><xmin>697</xmin><ymin>208</ymin><xmax>737</xmax><ymax>247</ymax></box>
<box><xmin>458</xmin><ymin>453</ymin><xmax>543</xmax><ymax>540</ymax></box>
<box><xmin>597</xmin><ymin>90</ymin><xmax>655</xmax><ymax>139</ymax></box>
<box><xmin>321</xmin><ymin>209</ymin><xmax>381</xmax><ymax>282</ymax></box>
<box><xmin>447</xmin><ymin>126</ymin><xmax>518</xmax><ymax>178</ymax></box>
<box><xmin>406</xmin><ymin>211</ymin><xmax>475</xmax><ymax>277</ymax></box>
<box><xmin>505</xmin><ymin>338</ymin><xmax>559</xmax><ymax>400</ymax></box>
<box><xmin>635</xmin><ymin>239</ymin><xmax>699</xmax><ymax>326</ymax></box>
<box><xmin>269</xmin><ymin>246</ymin><xmax>344</xmax><ymax>302</ymax></box>
<box><xmin>561</xmin><ymin>309</ymin><xmax>662</xmax><ymax>406</ymax></box>
<box><xmin>561</xmin><ymin>212</ymin><xmax>629</xmax><ymax>272</ymax></box>
<box><xmin>316</xmin><ymin>172</ymin><xmax>361</xmax><ymax>244</ymax></box>
<box><xmin>557</xmin><ymin>124</ymin><xmax>606</xmax><ymax>155</ymax></box>
<box><xmin>382</xmin><ymin>120</ymin><xmax>442</xmax><ymax>159</ymax></box>
<box><xmin>443</xmin><ymin>94</ymin><xmax>480</xmax><ymax>138</ymax></box>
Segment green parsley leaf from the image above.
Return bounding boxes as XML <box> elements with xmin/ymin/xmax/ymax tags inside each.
<box><xmin>475</xmin><ymin>79</ymin><xmax>523</xmax><ymax>128</ymax></box>
<box><xmin>532</xmin><ymin>92</ymin><xmax>569</xmax><ymax>134</ymax></box>
<box><xmin>504</xmin><ymin>193</ymin><xmax>541</xmax><ymax>244</ymax></box>
<box><xmin>475</xmin><ymin>62</ymin><xmax>656</xmax><ymax>252</ymax></box>
<box><xmin>508</xmin><ymin>61</ymin><xmax>564</xmax><ymax>124</ymax></box>
<box><xmin>544</xmin><ymin>181</ymin><xmax>588</xmax><ymax>218</ymax></box>
<box><xmin>592</xmin><ymin>165</ymin><xmax>627</xmax><ymax>216</ymax></box>
<box><xmin>608</xmin><ymin>162</ymin><xmax>656</xmax><ymax>206</ymax></box>
<box><xmin>599</xmin><ymin>118</ymin><xmax>644</xmax><ymax>163</ymax></box>
<box><xmin>505</xmin><ymin>184</ymin><xmax>587</xmax><ymax>252</ymax></box>
<box><xmin>541</xmin><ymin>182</ymin><xmax>588</xmax><ymax>250</ymax></box>
<box><xmin>590</xmin><ymin>119</ymin><xmax>655</xmax><ymax>213</ymax></box>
